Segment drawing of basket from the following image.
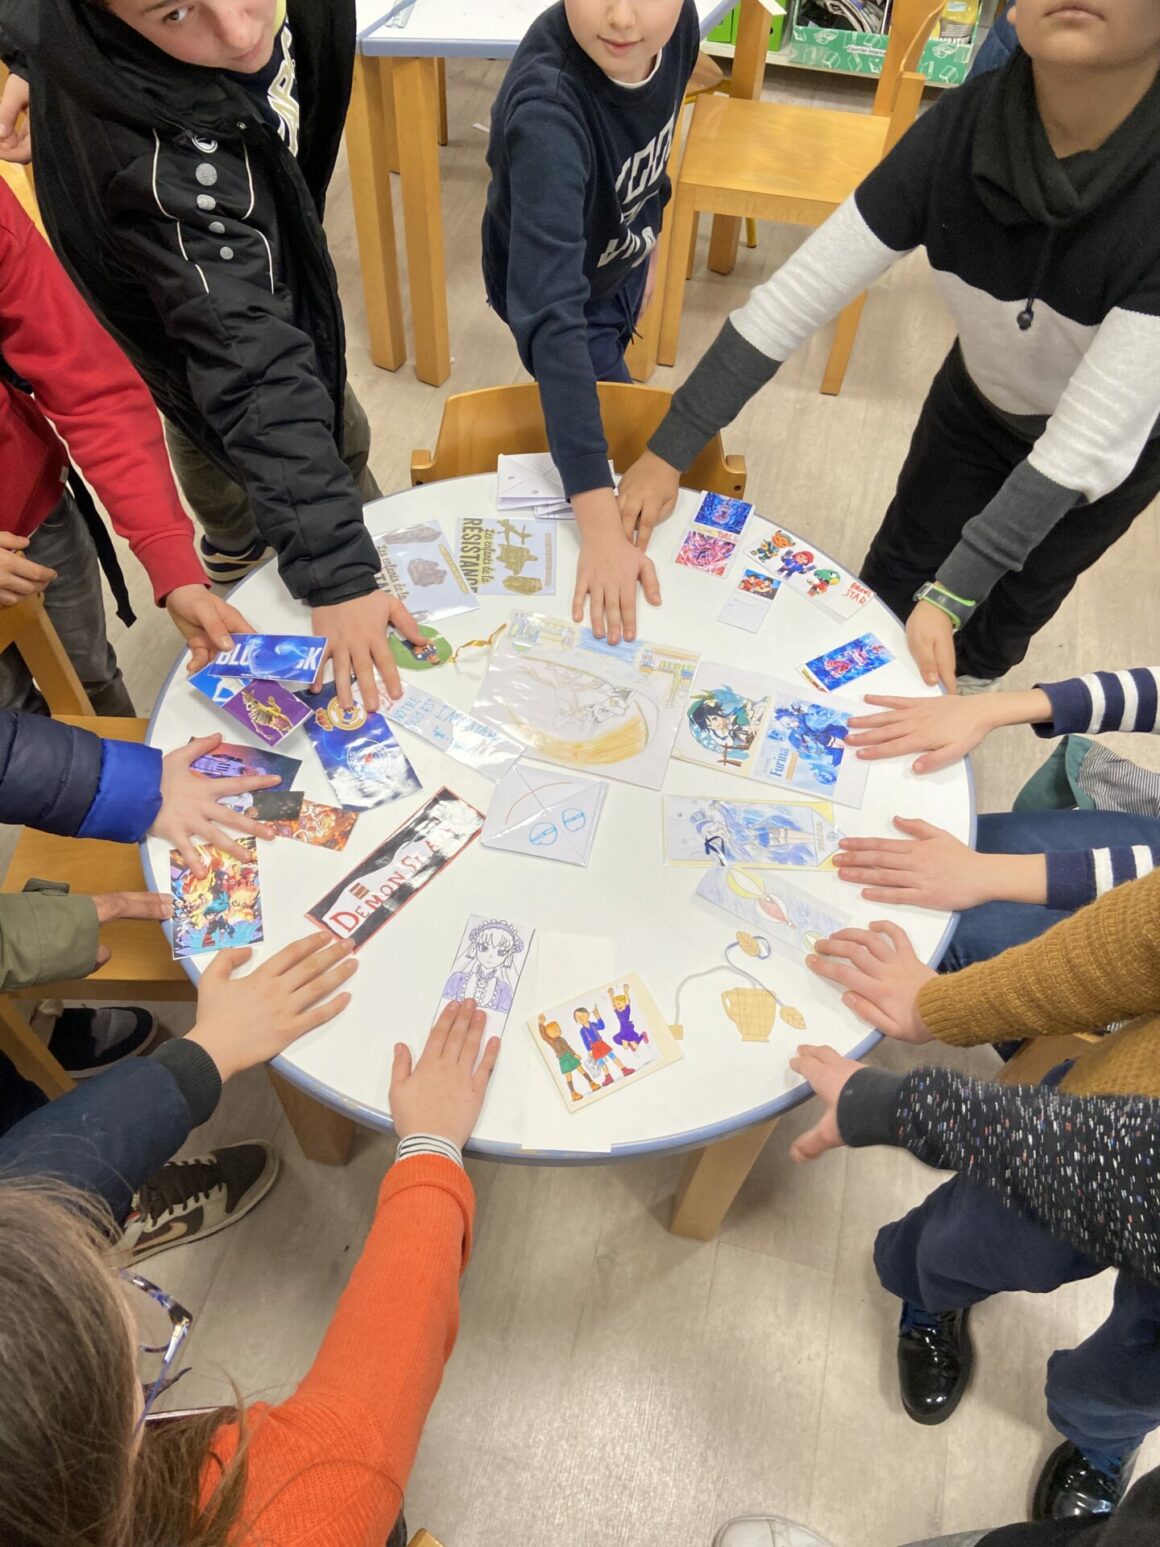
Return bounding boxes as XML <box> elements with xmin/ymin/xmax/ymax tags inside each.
<box><xmin>721</xmin><ymin>986</ymin><xmax>778</xmax><ymax>1043</ymax></box>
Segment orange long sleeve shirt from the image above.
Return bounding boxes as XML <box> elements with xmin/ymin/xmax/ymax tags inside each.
<box><xmin>200</xmin><ymin>1155</ymin><xmax>474</xmax><ymax>1545</ymax></box>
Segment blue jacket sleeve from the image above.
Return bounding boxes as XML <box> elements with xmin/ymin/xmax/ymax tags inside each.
<box><xmin>0</xmin><ymin>711</ymin><xmax>162</xmax><ymax>840</ymax></box>
<box><xmin>1033</xmin><ymin>668</ymin><xmax>1160</xmax><ymax>738</ymax></box>
<box><xmin>0</xmin><ymin>1041</ymin><xmax>221</xmax><ymax>1222</ymax></box>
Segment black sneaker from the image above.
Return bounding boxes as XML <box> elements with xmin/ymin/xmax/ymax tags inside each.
<box><xmin>1033</xmin><ymin>1441</ymin><xmax>1139</xmax><ymax>1521</ymax></box>
<box><xmin>199</xmin><ymin>534</ymin><xmax>271</xmax><ymax>585</ymax></box>
<box><xmin>897</xmin><ymin>1302</ymin><xmax>973</xmax><ymax>1425</ymax></box>
<box><xmin>120</xmin><ymin>1142</ymin><xmax>279</xmax><ymax>1261</ymax></box>
<box><xmin>47</xmin><ymin>1006</ymin><xmax>157</xmax><ymax>1078</ymax></box>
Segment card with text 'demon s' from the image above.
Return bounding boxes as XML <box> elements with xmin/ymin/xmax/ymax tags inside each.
<box><xmin>201</xmin><ymin>634</ymin><xmax>325</xmax><ymax>684</ymax></box>
<box><xmin>306</xmin><ymin>788</ymin><xmax>483</xmax><ymax>950</ymax></box>
<box><xmin>221</xmin><ymin>679</ymin><xmax>310</xmax><ymax>746</ymax></box>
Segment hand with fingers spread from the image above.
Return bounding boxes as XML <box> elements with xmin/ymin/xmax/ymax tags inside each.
<box><xmin>0</xmin><ymin>72</ymin><xmax>31</xmax><ymax>165</ymax></box>
<box><xmin>0</xmin><ymin>531</ymin><xmax>56</xmax><ymax>606</ymax></box>
<box><xmin>834</xmin><ymin>816</ymin><xmax>1046</xmax><ymax>911</ymax></box>
<box><xmin>151</xmin><ymin>733</ymin><xmax>279</xmax><ymax>873</ymax></box>
<box><xmin>571</xmin><ymin>488</ymin><xmax>661</xmax><ymax>646</ymax></box>
<box><xmin>616</xmin><ymin>449</ymin><xmax>681</xmax><ymax>552</ymax></box>
<box><xmin>312</xmin><ymin>591</ymin><xmax>424</xmax><ymax>714</ymax></box>
<box><xmin>390</xmin><ymin>999</ymin><xmax>502</xmax><ymax>1149</ymax></box>
<box><xmin>168</xmin><ymin>587</ymin><xmax>257</xmax><ymax>674</ymax></box>
<box><xmin>906</xmin><ymin>599</ymin><xmax>958</xmax><ymax>693</ymax></box>
<box><xmin>788</xmin><ymin>1044</ymin><xmax>867</xmax><ymax>1162</ymax></box>
<box><xmin>806</xmin><ymin>920</ymin><xmax>935</xmax><ymax>1044</ymax></box>
<box><xmin>186</xmin><ymin>932</ymin><xmax>358</xmax><ymax>1081</ymax></box>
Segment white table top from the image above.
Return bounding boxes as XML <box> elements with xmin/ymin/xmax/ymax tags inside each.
<box><xmin>356</xmin><ymin>0</ymin><xmax>782</xmax><ymax>58</ymax></box>
<box><xmin>143</xmin><ymin>477</ymin><xmax>972</xmax><ymax>1162</ymax></box>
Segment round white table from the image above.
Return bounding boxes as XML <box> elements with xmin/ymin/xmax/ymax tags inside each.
<box><xmin>144</xmin><ymin>478</ymin><xmax>973</xmax><ymax>1225</ymax></box>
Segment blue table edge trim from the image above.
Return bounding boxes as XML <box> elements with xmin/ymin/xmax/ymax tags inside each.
<box><xmin>140</xmin><ymin>501</ymin><xmax>976</xmax><ymax>1166</ymax></box>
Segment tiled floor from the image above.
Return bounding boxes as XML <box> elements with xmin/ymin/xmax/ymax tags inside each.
<box><xmin>35</xmin><ymin>56</ymin><xmax>1160</xmax><ymax>1547</ymax></box>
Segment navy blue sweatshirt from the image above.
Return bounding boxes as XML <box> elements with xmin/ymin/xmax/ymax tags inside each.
<box><xmin>482</xmin><ymin>0</ymin><xmax>699</xmax><ymax>497</ymax></box>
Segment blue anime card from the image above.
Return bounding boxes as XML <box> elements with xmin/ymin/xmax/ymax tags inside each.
<box><xmin>691</xmin><ymin>492</ymin><xmax>753</xmax><ymax>537</ymax></box>
<box><xmin>201</xmin><ymin>634</ymin><xmax>326</xmax><ymax>684</ymax></box>
<box><xmin>188</xmin><ymin>665</ymin><xmax>238</xmax><ymax>707</ymax></box>
<box><xmin>303</xmin><ymin>683</ymin><xmax>421</xmax><ymax>811</ymax></box>
<box><xmin>801</xmin><ymin>633</ymin><xmax>893</xmax><ymax>693</ymax></box>
<box><xmin>662</xmin><ymin>795</ymin><xmax>841</xmax><ymax>869</ymax></box>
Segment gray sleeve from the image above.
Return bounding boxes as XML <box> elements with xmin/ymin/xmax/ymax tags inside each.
<box><xmin>934</xmin><ymin>459</ymin><xmax>1081</xmax><ymax>617</ymax></box>
<box><xmin>647</xmin><ymin>320</ymin><xmax>781</xmax><ymax>470</ymax></box>
<box><xmin>836</xmin><ymin>1067</ymin><xmax>908</xmax><ymax>1147</ymax></box>
<box><xmin>151</xmin><ymin>1039</ymin><xmax>223</xmax><ymax>1128</ymax></box>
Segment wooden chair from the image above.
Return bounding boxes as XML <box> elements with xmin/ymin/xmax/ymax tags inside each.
<box><xmin>412</xmin><ymin>381</ymin><xmax>746</xmax><ymax>499</ymax></box>
<box><xmin>998</xmin><ymin>1033</ymin><xmax>1103</xmax><ymax>1088</ymax></box>
<box><xmin>657</xmin><ymin>0</ymin><xmax>944</xmax><ymax>395</ymax></box>
<box><xmin>626</xmin><ymin>49</ymin><xmax>755</xmax><ymax>382</ymax></box>
<box><xmin>0</xmin><ymin>598</ymin><xmax>356</xmax><ymax>1165</ymax></box>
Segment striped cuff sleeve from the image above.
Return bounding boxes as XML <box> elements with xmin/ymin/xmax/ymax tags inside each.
<box><xmin>1045</xmin><ymin>844</ymin><xmax>1160</xmax><ymax>911</ymax></box>
<box><xmin>1034</xmin><ymin>669</ymin><xmax>1160</xmax><ymax>738</ymax></box>
<box><xmin>395</xmin><ymin>1134</ymin><xmax>464</xmax><ymax>1169</ymax></box>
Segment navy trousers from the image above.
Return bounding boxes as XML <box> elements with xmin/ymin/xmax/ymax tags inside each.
<box><xmin>875</xmin><ymin>1177</ymin><xmax>1160</xmax><ymax>1456</ymax></box>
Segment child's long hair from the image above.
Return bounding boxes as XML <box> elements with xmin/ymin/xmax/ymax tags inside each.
<box><xmin>0</xmin><ymin>1182</ymin><xmax>247</xmax><ymax>1547</ymax></box>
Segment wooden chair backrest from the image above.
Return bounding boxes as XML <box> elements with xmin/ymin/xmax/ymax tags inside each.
<box><xmin>0</xmin><ymin>594</ymin><xmax>94</xmax><ymax>715</ymax></box>
<box><xmin>872</xmin><ymin>0</ymin><xmax>945</xmax><ymax>118</ymax></box>
<box><xmin>412</xmin><ymin>382</ymin><xmax>747</xmax><ymax>500</ymax></box>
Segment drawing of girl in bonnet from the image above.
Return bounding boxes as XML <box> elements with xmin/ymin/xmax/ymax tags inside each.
<box><xmin>442</xmin><ymin>918</ymin><xmax>525</xmax><ymax>1012</ymax></box>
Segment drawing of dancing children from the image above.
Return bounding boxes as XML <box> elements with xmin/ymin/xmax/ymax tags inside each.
<box><xmin>609</xmin><ymin>983</ymin><xmax>647</xmax><ymax>1053</ymax></box>
<box><xmin>538</xmin><ymin>1015</ymin><xmax>601</xmax><ymax>1102</ymax></box>
<box><xmin>574</xmin><ymin>1006</ymin><xmax>634</xmax><ymax>1086</ymax></box>
<box><xmin>442</xmin><ymin>918</ymin><xmax>524</xmax><ymax>1013</ymax></box>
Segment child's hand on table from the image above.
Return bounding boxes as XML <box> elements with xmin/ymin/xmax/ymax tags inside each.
<box><xmin>906</xmin><ymin>598</ymin><xmax>958</xmax><ymax>692</ymax></box>
<box><xmin>311</xmin><ymin>591</ymin><xmax>427</xmax><ymax>715</ymax></box>
<box><xmin>87</xmin><ymin>891</ymin><xmax>174</xmax><ymax>971</ymax></box>
<box><xmin>390</xmin><ymin>1000</ymin><xmax>502</xmax><ymax>1150</ymax></box>
<box><xmin>187</xmin><ymin>932</ymin><xmax>358</xmax><ymax>1081</ymax></box>
<box><xmin>787</xmin><ymin>1044</ymin><xmax>867</xmax><ymax>1162</ymax></box>
<box><xmin>152</xmin><ymin>732</ymin><xmax>279</xmax><ymax>873</ymax></box>
<box><xmin>834</xmin><ymin>817</ymin><xmax>1046</xmax><ymax>911</ymax></box>
<box><xmin>169</xmin><ymin>587</ymin><xmax>255</xmax><ymax>673</ymax></box>
<box><xmin>571</xmin><ymin>487</ymin><xmax>660</xmax><ymax>646</ymax></box>
<box><xmin>617</xmin><ymin>449</ymin><xmax>680</xmax><ymax>551</ymax></box>
<box><xmin>847</xmin><ymin>688</ymin><xmax>1052</xmax><ymax>773</ymax></box>
<box><xmin>806</xmin><ymin>920</ymin><xmax>935</xmax><ymax>1044</ymax></box>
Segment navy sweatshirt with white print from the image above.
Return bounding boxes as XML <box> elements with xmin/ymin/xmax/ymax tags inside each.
<box><xmin>482</xmin><ymin>0</ymin><xmax>699</xmax><ymax>497</ymax></box>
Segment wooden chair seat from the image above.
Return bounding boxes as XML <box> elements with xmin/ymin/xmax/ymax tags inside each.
<box><xmin>679</xmin><ymin>94</ymin><xmax>891</xmax><ymax>220</ymax></box>
<box><xmin>412</xmin><ymin>380</ymin><xmax>746</xmax><ymax>499</ymax></box>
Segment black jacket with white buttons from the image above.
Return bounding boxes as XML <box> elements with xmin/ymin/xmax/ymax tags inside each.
<box><xmin>0</xmin><ymin>0</ymin><xmax>381</xmax><ymax>607</ymax></box>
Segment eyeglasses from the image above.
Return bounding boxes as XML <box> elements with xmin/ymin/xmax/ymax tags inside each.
<box><xmin>120</xmin><ymin>1270</ymin><xmax>193</xmax><ymax>1429</ymax></box>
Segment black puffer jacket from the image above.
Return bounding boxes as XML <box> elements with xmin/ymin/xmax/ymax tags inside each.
<box><xmin>0</xmin><ymin>0</ymin><xmax>380</xmax><ymax>607</ymax></box>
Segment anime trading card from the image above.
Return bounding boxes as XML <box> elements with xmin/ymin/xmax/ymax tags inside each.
<box><xmin>801</xmin><ymin>633</ymin><xmax>894</xmax><ymax>693</ymax></box>
<box><xmin>190</xmin><ymin>740</ymin><xmax>301</xmax><ymax>792</ymax></box>
<box><xmin>691</xmin><ymin>492</ymin><xmax>752</xmax><ymax>537</ymax></box>
<box><xmin>200</xmin><ymin>634</ymin><xmax>325</xmax><ymax>684</ymax></box>
<box><xmin>307</xmin><ymin>788</ymin><xmax>483</xmax><ymax>949</ymax></box>
<box><xmin>221</xmin><ymin>679</ymin><xmax>310</xmax><ymax>747</ymax></box>
<box><xmin>169</xmin><ymin>838</ymin><xmax>263</xmax><ymax>959</ymax></box>
<box><xmin>268</xmin><ymin>798</ymin><xmax>359</xmax><ymax>852</ymax></box>
<box><xmin>675</xmin><ymin>527</ymin><xmax>736</xmax><ymax>577</ymax></box>
<box><xmin>303</xmin><ymin>683</ymin><xmax>421</xmax><ymax>811</ymax></box>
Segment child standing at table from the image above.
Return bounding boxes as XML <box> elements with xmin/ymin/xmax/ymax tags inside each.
<box><xmin>618</xmin><ymin>0</ymin><xmax>1160</xmax><ymax>694</ymax></box>
<box><xmin>0</xmin><ymin>0</ymin><xmax>425</xmax><ymax>712</ymax></box>
<box><xmin>482</xmin><ymin>0</ymin><xmax>700</xmax><ymax>648</ymax></box>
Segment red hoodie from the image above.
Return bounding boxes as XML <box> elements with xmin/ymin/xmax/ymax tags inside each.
<box><xmin>0</xmin><ymin>178</ymin><xmax>207</xmax><ymax>605</ymax></box>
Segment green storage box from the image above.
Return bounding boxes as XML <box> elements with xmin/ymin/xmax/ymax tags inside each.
<box><xmin>788</xmin><ymin>0</ymin><xmax>975</xmax><ymax>85</ymax></box>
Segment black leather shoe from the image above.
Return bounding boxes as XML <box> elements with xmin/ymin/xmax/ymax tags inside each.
<box><xmin>1032</xmin><ymin>1441</ymin><xmax>1138</xmax><ymax>1521</ymax></box>
<box><xmin>896</xmin><ymin>1304</ymin><xmax>973</xmax><ymax>1425</ymax></box>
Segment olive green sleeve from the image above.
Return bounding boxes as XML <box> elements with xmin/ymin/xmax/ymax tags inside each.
<box><xmin>0</xmin><ymin>893</ymin><xmax>99</xmax><ymax>990</ymax></box>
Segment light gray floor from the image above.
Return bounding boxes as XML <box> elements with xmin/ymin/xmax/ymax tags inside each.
<box><xmin>38</xmin><ymin>58</ymin><xmax>1160</xmax><ymax>1547</ymax></box>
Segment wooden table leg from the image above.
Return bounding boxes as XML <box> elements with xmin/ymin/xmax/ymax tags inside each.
<box><xmin>267</xmin><ymin>1069</ymin><xmax>356</xmax><ymax>1167</ymax></box>
<box><xmin>0</xmin><ymin>996</ymin><xmax>74</xmax><ymax>1099</ymax></box>
<box><xmin>346</xmin><ymin>56</ymin><xmax>407</xmax><ymax>372</ymax></box>
<box><xmin>436</xmin><ymin>57</ymin><xmax>449</xmax><ymax>146</ymax></box>
<box><xmin>391</xmin><ymin>56</ymin><xmax>452</xmax><ymax>387</ymax></box>
<box><xmin>820</xmin><ymin>292</ymin><xmax>867</xmax><ymax>396</ymax></box>
<box><xmin>668</xmin><ymin>1116</ymin><xmax>778</xmax><ymax>1240</ymax></box>
<box><xmin>707</xmin><ymin>0</ymin><xmax>772</xmax><ymax>276</ymax></box>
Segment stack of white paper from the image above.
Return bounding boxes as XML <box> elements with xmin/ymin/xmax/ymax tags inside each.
<box><xmin>496</xmin><ymin>452</ymin><xmax>614</xmax><ymax>519</ymax></box>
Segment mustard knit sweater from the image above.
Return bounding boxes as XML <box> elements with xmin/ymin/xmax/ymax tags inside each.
<box><xmin>916</xmin><ymin>867</ymin><xmax>1160</xmax><ymax>1098</ymax></box>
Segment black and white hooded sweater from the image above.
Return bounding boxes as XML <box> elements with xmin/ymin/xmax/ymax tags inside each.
<box><xmin>649</xmin><ymin>53</ymin><xmax>1160</xmax><ymax>621</ymax></box>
